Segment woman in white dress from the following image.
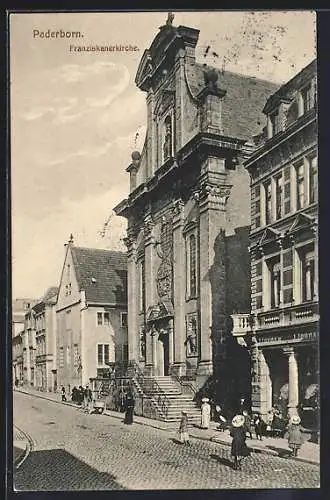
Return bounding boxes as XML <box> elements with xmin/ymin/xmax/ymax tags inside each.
<box><xmin>200</xmin><ymin>398</ymin><xmax>211</xmax><ymax>429</ymax></box>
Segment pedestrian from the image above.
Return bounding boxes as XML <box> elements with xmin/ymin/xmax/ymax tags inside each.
<box><xmin>266</xmin><ymin>409</ymin><xmax>274</xmax><ymax>437</ymax></box>
<box><xmin>230</xmin><ymin>414</ymin><xmax>249</xmax><ymax>470</ymax></box>
<box><xmin>215</xmin><ymin>405</ymin><xmax>227</xmax><ymax>432</ymax></box>
<box><xmin>243</xmin><ymin>410</ymin><xmax>253</xmax><ymax>439</ymax></box>
<box><xmin>253</xmin><ymin>413</ymin><xmax>263</xmax><ymax>440</ymax></box>
<box><xmin>71</xmin><ymin>386</ymin><xmax>78</xmax><ymax>403</ymax></box>
<box><xmin>287</xmin><ymin>415</ymin><xmax>303</xmax><ymax>457</ymax></box>
<box><xmin>78</xmin><ymin>386</ymin><xmax>84</xmax><ymax>405</ymax></box>
<box><xmin>124</xmin><ymin>390</ymin><xmax>135</xmax><ymax>424</ymax></box>
<box><xmin>61</xmin><ymin>386</ymin><xmax>67</xmax><ymax>402</ymax></box>
<box><xmin>83</xmin><ymin>385</ymin><xmax>93</xmax><ymax>413</ymax></box>
<box><xmin>200</xmin><ymin>397</ymin><xmax>211</xmax><ymax>429</ymax></box>
<box><xmin>238</xmin><ymin>397</ymin><xmax>246</xmax><ymax>414</ymax></box>
<box><xmin>178</xmin><ymin>411</ymin><xmax>190</xmax><ymax>445</ymax></box>
<box><xmin>87</xmin><ymin>386</ymin><xmax>94</xmax><ymax>414</ymax></box>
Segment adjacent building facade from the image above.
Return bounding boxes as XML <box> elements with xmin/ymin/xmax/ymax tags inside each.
<box><xmin>114</xmin><ymin>19</ymin><xmax>279</xmax><ymax>406</ymax></box>
<box><xmin>34</xmin><ymin>287</ymin><xmax>59</xmax><ymax>392</ymax></box>
<box><xmin>244</xmin><ymin>60</ymin><xmax>318</xmax><ymax>425</ymax></box>
<box><xmin>56</xmin><ymin>237</ymin><xmax>128</xmax><ymax>390</ymax></box>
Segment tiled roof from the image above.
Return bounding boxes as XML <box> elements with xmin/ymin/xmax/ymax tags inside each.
<box><xmin>70</xmin><ymin>246</ymin><xmax>127</xmax><ymax>304</ymax></box>
<box><xmin>188</xmin><ymin>63</ymin><xmax>280</xmax><ymax>142</ymax></box>
<box><xmin>42</xmin><ymin>286</ymin><xmax>59</xmax><ymax>303</ymax></box>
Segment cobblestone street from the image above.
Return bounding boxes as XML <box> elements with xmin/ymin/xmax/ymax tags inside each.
<box><xmin>13</xmin><ymin>391</ymin><xmax>319</xmax><ymax>490</ymax></box>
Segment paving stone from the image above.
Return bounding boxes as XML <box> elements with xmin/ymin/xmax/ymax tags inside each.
<box><xmin>13</xmin><ymin>391</ymin><xmax>320</xmax><ymax>490</ymax></box>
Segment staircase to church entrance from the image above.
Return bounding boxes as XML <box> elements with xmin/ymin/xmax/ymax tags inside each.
<box><xmin>132</xmin><ymin>373</ymin><xmax>201</xmax><ymax>423</ymax></box>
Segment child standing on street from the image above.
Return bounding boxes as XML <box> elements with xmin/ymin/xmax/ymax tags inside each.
<box><xmin>243</xmin><ymin>410</ymin><xmax>253</xmax><ymax>439</ymax></box>
<box><xmin>179</xmin><ymin>411</ymin><xmax>190</xmax><ymax>445</ymax></box>
<box><xmin>287</xmin><ymin>415</ymin><xmax>303</xmax><ymax>457</ymax></box>
<box><xmin>253</xmin><ymin>413</ymin><xmax>264</xmax><ymax>440</ymax></box>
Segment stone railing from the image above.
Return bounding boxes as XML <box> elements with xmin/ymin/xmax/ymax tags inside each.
<box><xmin>231</xmin><ymin>313</ymin><xmax>251</xmax><ymax>336</ymax></box>
<box><xmin>256</xmin><ymin>301</ymin><xmax>319</xmax><ymax>330</ymax></box>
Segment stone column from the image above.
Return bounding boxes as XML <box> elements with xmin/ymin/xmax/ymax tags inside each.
<box><xmin>283</xmin><ymin>347</ymin><xmax>299</xmax><ymax>417</ymax></box>
<box><xmin>172</xmin><ymin>199</ymin><xmax>186</xmax><ymax>376</ymax></box>
<box><xmin>258</xmin><ymin>349</ymin><xmax>272</xmax><ymax>417</ymax></box>
<box><xmin>151</xmin><ymin>327</ymin><xmax>158</xmax><ymax>376</ymax></box>
<box><xmin>197</xmin><ymin>157</ymin><xmax>232</xmax><ymax>384</ymax></box>
<box><xmin>168</xmin><ymin>318</ymin><xmax>174</xmax><ymax>369</ymax></box>
<box><xmin>124</xmin><ymin>235</ymin><xmax>138</xmax><ymax>362</ymax></box>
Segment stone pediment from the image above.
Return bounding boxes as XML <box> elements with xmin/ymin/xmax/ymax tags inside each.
<box><xmin>257</xmin><ymin>227</ymin><xmax>281</xmax><ymax>246</ymax></box>
<box><xmin>288</xmin><ymin>213</ymin><xmax>315</xmax><ymax>233</ymax></box>
<box><xmin>146</xmin><ymin>300</ymin><xmax>174</xmax><ymax>322</ymax></box>
<box><xmin>135</xmin><ymin>49</ymin><xmax>154</xmax><ymax>91</ymax></box>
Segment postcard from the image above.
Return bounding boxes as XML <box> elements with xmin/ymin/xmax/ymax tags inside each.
<box><xmin>9</xmin><ymin>10</ymin><xmax>319</xmax><ymax>491</ymax></box>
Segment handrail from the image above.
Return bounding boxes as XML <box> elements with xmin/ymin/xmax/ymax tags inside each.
<box><xmin>128</xmin><ymin>361</ymin><xmax>169</xmax><ymax>418</ymax></box>
<box><xmin>171</xmin><ymin>374</ymin><xmax>197</xmax><ymax>397</ymax></box>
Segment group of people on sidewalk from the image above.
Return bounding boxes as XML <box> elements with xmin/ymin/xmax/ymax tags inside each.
<box><xmin>180</xmin><ymin>397</ymin><xmax>305</xmax><ymax>470</ymax></box>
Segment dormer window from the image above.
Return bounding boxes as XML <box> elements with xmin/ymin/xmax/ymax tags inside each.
<box><xmin>269</xmin><ymin>109</ymin><xmax>280</xmax><ymax>137</ymax></box>
<box><xmin>301</xmin><ymin>82</ymin><xmax>314</xmax><ymax>114</ymax></box>
<box><xmin>163</xmin><ymin>115</ymin><xmax>173</xmax><ymax>162</ymax></box>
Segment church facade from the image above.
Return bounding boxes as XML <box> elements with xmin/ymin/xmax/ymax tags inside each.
<box><xmin>114</xmin><ymin>19</ymin><xmax>278</xmax><ymax>399</ymax></box>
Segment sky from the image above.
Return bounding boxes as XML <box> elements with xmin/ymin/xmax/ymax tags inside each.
<box><xmin>10</xmin><ymin>10</ymin><xmax>316</xmax><ymax>299</ymax></box>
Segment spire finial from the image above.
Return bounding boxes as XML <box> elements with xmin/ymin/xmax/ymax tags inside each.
<box><xmin>69</xmin><ymin>233</ymin><xmax>74</xmax><ymax>244</ymax></box>
<box><xmin>166</xmin><ymin>12</ymin><xmax>175</xmax><ymax>26</ymax></box>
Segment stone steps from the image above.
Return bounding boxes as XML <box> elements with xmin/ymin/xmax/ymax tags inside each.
<box><xmin>134</xmin><ymin>375</ymin><xmax>200</xmax><ymax>422</ymax></box>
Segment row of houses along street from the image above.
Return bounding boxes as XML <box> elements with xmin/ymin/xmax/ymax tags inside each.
<box><xmin>12</xmin><ymin>18</ymin><xmax>319</xmax><ymax>437</ymax></box>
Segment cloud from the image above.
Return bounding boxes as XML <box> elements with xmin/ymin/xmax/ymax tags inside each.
<box><xmin>19</xmin><ymin>61</ymin><xmax>131</xmax><ymax>125</ymax></box>
<box><xmin>12</xmin><ymin>187</ymin><xmax>128</xmax><ymax>298</ymax></box>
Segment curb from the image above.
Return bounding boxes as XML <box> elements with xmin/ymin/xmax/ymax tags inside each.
<box><xmin>14</xmin><ymin>426</ymin><xmax>34</xmax><ymax>470</ymax></box>
<box><xmin>15</xmin><ymin>389</ymin><xmax>319</xmax><ymax>466</ymax></box>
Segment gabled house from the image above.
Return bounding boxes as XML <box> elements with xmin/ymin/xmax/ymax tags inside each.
<box><xmin>56</xmin><ymin>237</ymin><xmax>128</xmax><ymax>390</ymax></box>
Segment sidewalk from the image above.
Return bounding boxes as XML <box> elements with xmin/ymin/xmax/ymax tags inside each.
<box><xmin>13</xmin><ymin>425</ymin><xmax>30</xmax><ymax>467</ymax></box>
<box><xmin>15</xmin><ymin>387</ymin><xmax>319</xmax><ymax>466</ymax></box>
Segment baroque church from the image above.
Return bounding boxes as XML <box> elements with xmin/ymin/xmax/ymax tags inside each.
<box><xmin>114</xmin><ymin>16</ymin><xmax>279</xmax><ymax>409</ymax></box>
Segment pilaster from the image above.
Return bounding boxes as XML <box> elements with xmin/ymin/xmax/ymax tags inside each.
<box><xmin>172</xmin><ymin>198</ymin><xmax>186</xmax><ymax>375</ymax></box>
<box><xmin>123</xmin><ymin>233</ymin><xmax>138</xmax><ymax>362</ymax></box>
<box><xmin>197</xmin><ymin>156</ymin><xmax>232</xmax><ymax>380</ymax></box>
